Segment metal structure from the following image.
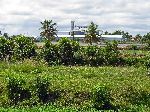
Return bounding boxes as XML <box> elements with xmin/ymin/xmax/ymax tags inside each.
<box><xmin>71</xmin><ymin>21</ymin><xmax>75</xmax><ymax>40</ymax></box>
<box><xmin>56</xmin><ymin>21</ymin><xmax>123</xmax><ymax>41</ymax></box>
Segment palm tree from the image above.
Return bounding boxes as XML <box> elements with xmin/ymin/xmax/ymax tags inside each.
<box><xmin>40</xmin><ymin>20</ymin><xmax>57</xmax><ymax>41</ymax></box>
<box><xmin>84</xmin><ymin>22</ymin><xmax>100</xmax><ymax>45</ymax></box>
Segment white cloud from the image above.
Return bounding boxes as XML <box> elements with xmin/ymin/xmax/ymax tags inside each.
<box><xmin>0</xmin><ymin>0</ymin><xmax>149</xmax><ymax>36</ymax></box>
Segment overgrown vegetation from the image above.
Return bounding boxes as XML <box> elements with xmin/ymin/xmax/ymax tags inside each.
<box><xmin>0</xmin><ymin>60</ymin><xmax>149</xmax><ymax>111</ymax></box>
<box><xmin>0</xmin><ymin>34</ymin><xmax>150</xmax><ymax>111</ymax></box>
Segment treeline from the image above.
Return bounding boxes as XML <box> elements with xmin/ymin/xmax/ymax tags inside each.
<box><xmin>1</xmin><ymin>35</ymin><xmax>150</xmax><ymax>68</ymax></box>
<box><xmin>104</xmin><ymin>30</ymin><xmax>150</xmax><ymax>43</ymax></box>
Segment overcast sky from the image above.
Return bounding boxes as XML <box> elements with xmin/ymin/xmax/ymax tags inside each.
<box><xmin>0</xmin><ymin>0</ymin><xmax>150</xmax><ymax>36</ymax></box>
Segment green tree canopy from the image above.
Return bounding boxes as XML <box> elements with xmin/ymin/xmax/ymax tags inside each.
<box><xmin>112</xmin><ymin>30</ymin><xmax>132</xmax><ymax>41</ymax></box>
<box><xmin>135</xmin><ymin>34</ymin><xmax>142</xmax><ymax>42</ymax></box>
<box><xmin>142</xmin><ymin>32</ymin><xmax>150</xmax><ymax>42</ymax></box>
<box><xmin>84</xmin><ymin>22</ymin><xmax>100</xmax><ymax>45</ymax></box>
<box><xmin>40</xmin><ymin>20</ymin><xmax>57</xmax><ymax>41</ymax></box>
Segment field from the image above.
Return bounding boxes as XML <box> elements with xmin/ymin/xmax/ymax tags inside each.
<box><xmin>0</xmin><ymin>60</ymin><xmax>149</xmax><ymax>111</ymax></box>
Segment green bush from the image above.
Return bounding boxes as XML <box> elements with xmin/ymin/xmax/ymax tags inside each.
<box><xmin>104</xmin><ymin>41</ymin><xmax>120</xmax><ymax>65</ymax></box>
<box><xmin>127</xmin><ymin>45</ymin><xmax>139</xmax><ymax>50</ymax></box>
<box><xmin>12</xmin><ymin>35</ymin><xmax>36</xmax><ymax>60</ymax></box>
<box><xmin>73</xmin><ymin>49</ymin><xmax>85</xmax><ymax>66</ymax></box>
<box><xmin>82</xmin><ymin>46</ymin><xmax>104</xmax><ymax>66</ymax></box>
<box><xmin>124</xmin><ymin>57</ymin><xmax>140</xmax><ymax>66</ymax></box>
<box><xmin>35</xmin><ymin>77</ymin><xmax>50</xmax><ymax>103</ymax></box>
<box><xmin>58</xmin><ymin>37</ymin><xmax>80</xmax><ymax>65</ymax></box>
<box><xmin>41</xmin><ymin>40</ymin><xmax>59</xmax><ymax>65</ymax></box>
<box><xmin>143</xmin><ymin>54</ymin><xmax>150</xmax><ymax>69</ymax></box>
<box><xmin>35</xmin><ymin>77</ymin><xmax>60</xmax><ymax>104</ymax></box>
<box><xmin>92</xmin><ymin>86</ymin><xmax>115</xmax><ymax>110</ymax></box>
<box><xmin>6</xmin><ymin>77</ymin><xmax>31</xmax><ymax>105</ymax></box>
<box><xmin>123</xmin><ymin>86</ymin><xmax>150</xmax><ymax>106</ymax></box>
<box><xmin>0</xmin><ymin>37</ymin><xmax>14</xmax><ymax>60</ymax></box>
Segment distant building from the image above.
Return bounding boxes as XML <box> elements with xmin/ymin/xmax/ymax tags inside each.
<box><xmin>101</xmin><ymin>35</ymin><xmax>123</xmax><ymax>41</ymax></box>
<box><xmin>56</xmin><ymin>21</ymin><xmax>124</xmax><ymax>41</ymax></box>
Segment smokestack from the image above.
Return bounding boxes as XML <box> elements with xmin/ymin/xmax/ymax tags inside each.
<box><xmin>71</xmin><ymin>21</ymin><xmax>75</xmax><ymax>40</ymax></box>
<box><xmin>71</xmin><ymin>21</ymin><xmax>75</xmax><ymax>31</ymax></box>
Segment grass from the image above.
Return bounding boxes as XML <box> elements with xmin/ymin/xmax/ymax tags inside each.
<box><xmin>120</xmin><ymin>50</ymin><xmax>149</xmax><ymax>57</ymax></box>
<box><xmin>0</xmin><ymin>105</ymin><xmax>149</xmax><ymax>112</ymax></box>
<box><xmin>0</xmin><ymin>60</ymin><xmax>149</xmax><ymax>111</ymax></box>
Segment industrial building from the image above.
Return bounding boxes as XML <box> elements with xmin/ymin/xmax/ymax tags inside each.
<box><xmin>56</xmin><ymin>21</ymin><xmax>123</xmax><ymax>41</ymax></box>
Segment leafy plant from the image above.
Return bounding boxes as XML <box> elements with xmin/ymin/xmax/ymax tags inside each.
<box><xmin>92</xmin><ymin>86</ymin><xmax>115</xmax><ymax>110</ymax></box>
<box><xmin>35</xmin><ymin>77</ymin><xmax>50</xmax><ymax>103</ymax></box>
<box><xmin>84</xmin><ymin>22</ymin><xmax>100</xmax><ymax>45</ymax></box>
<box><xmin>40</xmin><ymin>20</ymin><xmax>57</xmax><ymax>41</ymax></box>
<box><xmin>58</xmin><ymin>37</ymin><xmax>80</xmax><ymax>65</ymax></box>
<box><xmin>104</xmin><ymin>41</ymin><xmax>120</xmax><ymax>65</ymax></box>
<box><xmin>124</xmin><ymin>57</ymin><xmax>140</xmax><ymax>66</ymax></box>
<box><xmin>82</xmin><ymin>46</ymin><xmax>104</xmax><ymax>66</ymax></box>
<box><xmin>12</xmin><ymin>35</ymin><xmax>37</xmax><ymax>60</ymax></box>
<box><xmin>123</xmin><ymin>86</ymin><xmax>150</xmax><ymax>106</ymax></box>
<box><xmin>0</xmin><ymin>36</ymin><xmax>14</xmax><ymax>60</ymax></box>
<box><xmin>41</xmin><ymin>40</ymin><xmax>59</xmax><ymax>65</ymax></box>
<box><xmin>6</xmin><ymin>77</ymin><xmax>31</xmax><ymax>105</ymax></box>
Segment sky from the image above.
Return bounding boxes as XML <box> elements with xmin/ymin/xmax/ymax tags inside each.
<box><xmin>0</xmin><ymin>0</ymin><xmax>150</xmax><ymax>37</ymax></box>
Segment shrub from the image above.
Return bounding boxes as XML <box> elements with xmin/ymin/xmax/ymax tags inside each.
<box><xmin>12</xmin><ymin>35</ymin><xmax>37</xmax><ymax>60</ymax></box>
<box><xmin>35</xmin><ymin>77</ymin><xmax>50</xmax><ymax>103</ymax></box>
<box><xmin>58</xmin><ymin>37</ymin><xmax>80</xmax><ymax>65</ymax></box>
<box><xmin>126</xmin><ymin>45</ymin><xmax>139</xmax><ymax>50</ymax></box>
<box><xmin>82</xmin><ymin>46</ymin><xmax>104</xmax><ymax>66</ymax></box>
<box><xmin>143</xmin><ymin>54</ymin><xmax>150</xmax><ymax>69</ymax></box>
<box><xmin>104</xmin><ymin>41</ymin><xmax>120</xmax><ymax>65</ymax></box>
<box><xmin>92</xmin><ymin>86</ymin><xmax>115</xmax><ymax>110</ymax></box>
<box><xmin>35</xmin><ymin>77</ymin><xmax>60</xmax><ymax>104</ymax></box>
<box><xmin>6</xmin><ymin>77</ymin><xmax>31</xmax><ymax>105</ymax></box>
<box><xmin>41</xmin><ymin>40</ymin><xmax>59</xmax><ymax>65</ymax></box>
<box><xmin>73</xmin><ymin>49</ymin><xmax>85</xmax><ymax>66</ymax></box>
<box><xmin>124</xmin><ymin>57</ymin><xmax>140</xmax><ymax>66</ymax></box>
<box><xmin>0</xmin><ymin>37</ymin><xmax>14</xmax><ymax>60</ymax></box>
<box><xmin>123</xmin><ymin>86</ymin><xmax>150</xmax><ymax>106</ymax></box>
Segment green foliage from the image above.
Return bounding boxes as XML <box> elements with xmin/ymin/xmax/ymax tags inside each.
<box><xmin>35</xmin><ymin>77</ymin><xmax>50</xmax><ymax>103</ymax></box>
<box><xmin>127</xmin><ymin>45</ymin><xmax>139</xmax><ymax>50</ymax></box>
<box><xmin>82</xmin><ymin>46</ymin><xmax>104</xmax><ymax>66</ymax></box>
<box><xmin>0</xmin><ymin>61</ymin><xmax>149</xmax><ymax>110</ymax></box>
<box><xmin>12</xmin><ymin>35</ymin><xmax>36</xmax><ymax>60</ymax></box>
<box><xmin>135</xmin><ymin>34</ymin><xmax>142</xmax><ymax>42</ymax></box>
<box><xmin>41</xmin><ymin>40</ymin><xmax>59</xmax><ymax>65</ymax></box>
<box><xmin>104</xmin><ymin>41</ymin><xmax>120</xmax><ymax>65</ymax></box>
<box><xmin>73</xmin><ymin>49</ymin><xmax>85</xmax><ymax>66</ymax></box>
<box><xmin>40</xmin><ymin>20</ymin><xmax>57</xmax><ymax>41</ymax></box>
<box><xmin>0</xmin><ymin>36</ymin><xmax>14</xmax><ymax>60</ymax></box>
<box><xmin>34</xmin><ymin>76</ymin><xmax>60</xmax><ymax>104</ymax></box>
<box><xmin>6</xmin><ymin>77</ymin><xmax>31</xmax><ymax>105</ymax></box>
<box><xmin>58</xmin><ymin>37</ymin><xmax>80</xmax><ymax>65</ymax></box>
<box><xmin>84</xmin><ymin>22</ymin><xmax>100</xmax><ymax>45</ymax></box>
<box><xmin>111</xmin><ymin>30</ymin><xmax>132</xmax><ymax>41</ymax></box>
<box><xmin>93</xmin><ymin>86</ymin><xmax>115</xmax><ymax>110</ymax></box>
<box><xmin>123</xmin><ymin>86</ymin><xmax>150</xmax><ymax>106</ymax></box>
<box><xmin>142</xmin><ymin>32</ymin><xmax>150</xmax><ymax>42</ymax></box>
<box><xmin>124</xmin><ymin>57</ymin><xmax>141</xmax><ymax>66</ymax></box>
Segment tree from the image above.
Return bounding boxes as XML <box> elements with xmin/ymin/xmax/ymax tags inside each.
<box><xmin>142</xmin><ymin>32</ymin><xmax>150</xmax><ymax>42</ymax></box>
<box><xmin>104</xmin><ymin>31</ymin><xmax>111</xmax><ymax>35</ymax></box>
<box><xmin>0</xmin><ymin>31</ymin><xmax>2</xmax><ymax>35</ymax></box>
<box><xmin>40</xmin><ymin>20</ymin><xmax>57</xmax><ymax>41</ymax></box>
<box><xmin>135</xmin><ymin>34</ymin><xmax>142</xmax><ymax>42</ymax></box>
<box><xmin>84</xmin><ymin>22</ymin><xmax>100</xmax><ymax>45</ymax></box>
<box><xmin>112</xmin><ymin>30</ymin><xmax>132</xmax><ymax>41</ymax></box>
<box><xmin>3</xmin><ymin>33</ymin><xmax>9</xmax><ymax>39</ymax></box>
